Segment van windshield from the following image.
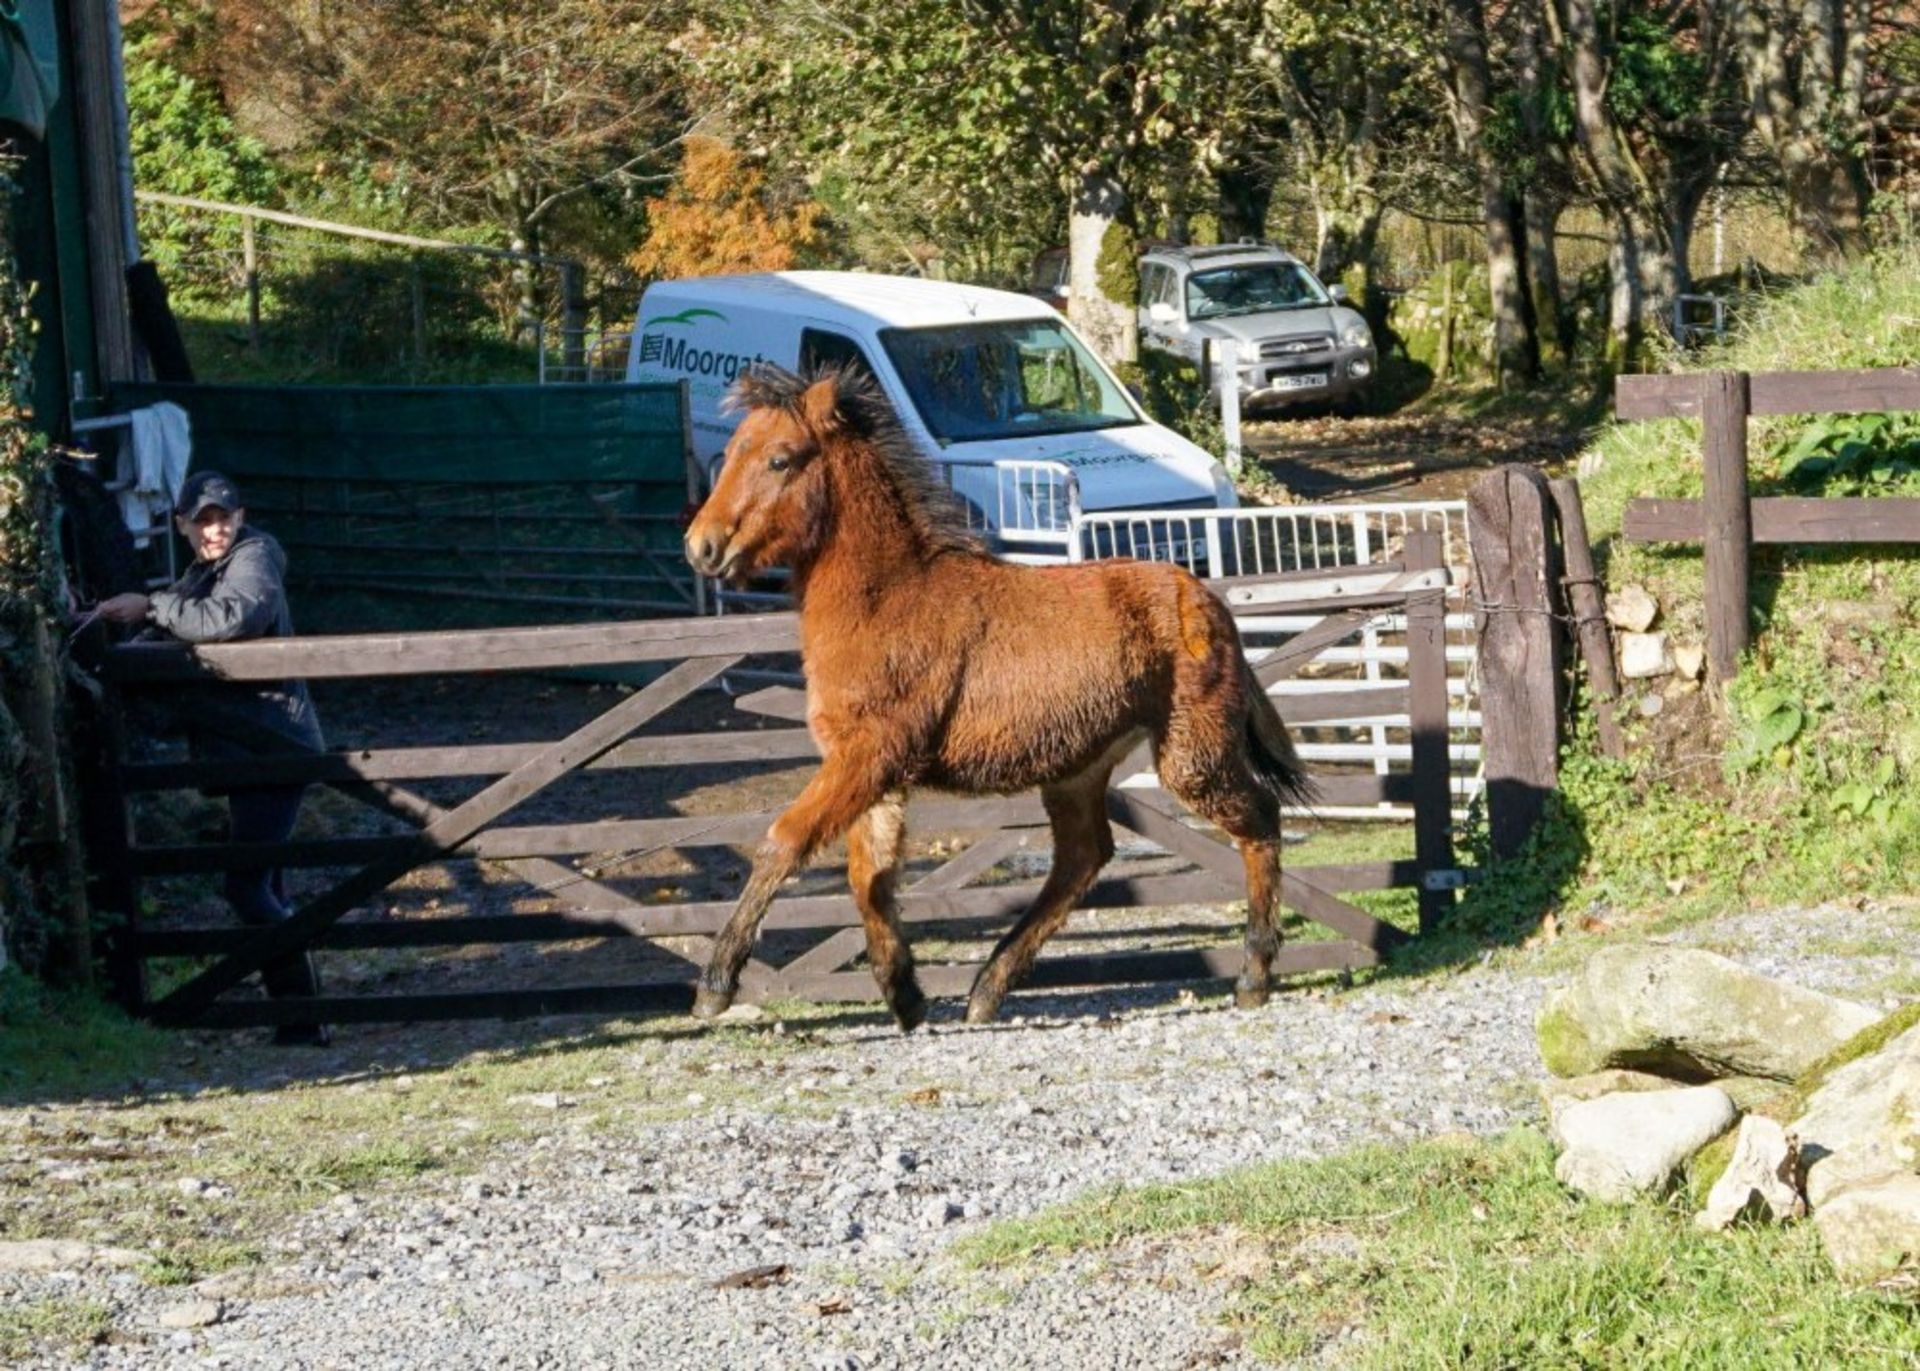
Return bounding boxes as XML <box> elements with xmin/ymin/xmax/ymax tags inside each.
<box><xmin>879</xmin><ymin>320</ymin><xmax>1140</xmax><ymax>444</ymax></box>
<box><xmin>1185</xmin><ymin>262</ymin><xmax>1328</xmax><ymax>320</ymax></box>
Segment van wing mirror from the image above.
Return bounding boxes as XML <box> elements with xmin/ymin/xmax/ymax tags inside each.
<box><xmin>1147</xmin><ymin>301</ymin><xmax>1179</xmax><ymax>325</ymax></box>
<box><xmin>1327</xmin><ymin>283</ymin><xmax>1350</xmax><ymax>305</ymax></box>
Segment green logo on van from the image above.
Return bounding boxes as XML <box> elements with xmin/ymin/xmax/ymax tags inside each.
<box><xmin>640</xmin><ymin>307</ymin><xmax>727</xmax><ymax>329</ymax></box>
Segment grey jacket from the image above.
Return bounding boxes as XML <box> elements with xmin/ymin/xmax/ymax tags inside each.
<box><xmin>145</xmin><ymin>527</ymin><xmax>325</xmax><ymax>759</ymax></box>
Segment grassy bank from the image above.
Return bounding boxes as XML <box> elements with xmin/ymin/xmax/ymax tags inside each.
<box><xmin>962</xmin><ymin>1129</ymin><xmax>1920</xmax><ymax>1366</ymax></box>
<box><xmin>1454</xmin><ymin>247</ymin><xmax>1920</xmax><ymax>942</ymax></box>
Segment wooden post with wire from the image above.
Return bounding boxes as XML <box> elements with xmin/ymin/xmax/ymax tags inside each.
<box><xmin>1467</xmin><ymin>465</ymin><xmax>1565</xmax><ymax>859</ymax></box>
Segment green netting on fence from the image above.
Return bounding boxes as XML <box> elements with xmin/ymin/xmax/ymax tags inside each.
<box><xmin>103</xmin><ymin>382</ymin><xmax>700</xmax><ymax>634</ymax></box>
<box><xmin>108</xmin><ymin>381</ymin><xmax>689</xmax><ymax>485</ymax></box>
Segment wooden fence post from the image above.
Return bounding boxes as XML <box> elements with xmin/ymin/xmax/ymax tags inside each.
<box><xmin>1548</xmin><ymin>478</ymin><xmax>1626</xmax><ymax>760</ymax></box>
<box><xmin>1467</xmin><ymin>465</ymin><xmax>1564</xmax><ymax>860</ymax></box>
<box><xmin>1701</xmin><ymin>370</ymin><xmax>1752</xmax><ymax>683</ymax></box>
<box><xmin>1404</xmin><ymin>531</ymin><xmax>1456</xmax><ymax>933</ymax></box>
<box><xmin>242</xmin><ymin>216</ymin><xmax>261</xmax><ymax>354</ymax></box>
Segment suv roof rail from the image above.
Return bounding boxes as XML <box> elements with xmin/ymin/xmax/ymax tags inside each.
<box><xmin>1147</xmin><ymin>240</ymin><xmax>1297</xmax><ymax>263</ymax></box>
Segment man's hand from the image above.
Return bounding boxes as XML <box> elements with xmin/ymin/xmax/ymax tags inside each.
<box><xmin>95</xmin><ymin>592</ymin><xmax>152</xmax><ymax>625</ymax></box>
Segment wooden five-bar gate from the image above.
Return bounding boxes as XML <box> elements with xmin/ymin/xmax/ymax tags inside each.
<box><xmin>92</xmin><ymin>535</ymin><xmax>1462</xmax><ymax>1030</ymax></box>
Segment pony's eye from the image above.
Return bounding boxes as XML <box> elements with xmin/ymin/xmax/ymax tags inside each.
<box><xmin>768</xmin><ymin>454</ymin><xmax>791</xmax><ymax>473</ymax></box>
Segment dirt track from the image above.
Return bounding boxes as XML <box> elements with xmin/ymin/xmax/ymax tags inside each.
<box><xmin>1243</xmin><ymin>405</ymin><xmax>1590</xmax><ymax>504</ymax></box>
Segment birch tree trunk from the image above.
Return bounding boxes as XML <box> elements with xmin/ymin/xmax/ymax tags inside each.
<box><xmin>1067</xmin><ymin>170</ymin><xmax>1137</xmax><ymax>365</ymax></box>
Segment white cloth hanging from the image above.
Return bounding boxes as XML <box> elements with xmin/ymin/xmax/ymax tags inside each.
<box><xmin>116</xmin><ymin>401</ymin><xmax>192</xmax><ymax>546</ymax></box>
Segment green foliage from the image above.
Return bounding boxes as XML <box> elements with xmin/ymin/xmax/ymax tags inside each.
<box><xmin>1607</xmin><ymin>16</ymin><xmax>1710</xmax><ymax>125</ymax></box>
<box><xmin>962</xmin><ymin>1130</ymin><xmax>1920</xmax><ymax>1365</ymax></box>
<box><xmin>122</xmin><ymin>35</ymin><xmax>279</xmax><ymax>303</ymax></box>
<box><xmin>1112</xmin><ymin>349</ymin><xmax>1225</xmax><ymax>461</ymax></box>
<box><xmin>1774</xmin><ymin>413</ymin><xmax>1920</xmax><ymax>495</ymax></box>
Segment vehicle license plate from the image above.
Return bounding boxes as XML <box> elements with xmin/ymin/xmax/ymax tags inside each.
<box><xmin>1272</xmin><ymin>372</ymin><xmax>1328</xmax><ymax>391</ymax></box>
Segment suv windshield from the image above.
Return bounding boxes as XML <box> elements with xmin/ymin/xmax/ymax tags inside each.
<box><xmin>1184</xmin><ymin>262</ymin><xmax>1327</xmax><ymax>320</ymax></box>
<box><xmin>880</xmin><ymin>319</ymin><xmax>1139</xmax><ymax>444</ymax></box>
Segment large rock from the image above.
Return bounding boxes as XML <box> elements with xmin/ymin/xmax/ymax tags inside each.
<box><xmin>1694</xmin><ymin>1115</ymin><xmax>1805</xmax><ymax>1231</ymax></box>
<box><xmin>1792</xmin><ymin>1016</ymin><xmax>1920</xmax><ymax>1279</ymax></box>
<box><xmin>1552</xmin><ymin>1086</ymin><xmax>1736</xmax><ymax>1203</ymax></box>
<box><xmin>1813</xmin><ymin>1177</ymin><xmax>1920</xmax><ymax>1282</ymax></box>
<box><xmin>1536</xmin><ymin>946</ymin><xmax>1879</xmax><ymax>1082</ymax></box>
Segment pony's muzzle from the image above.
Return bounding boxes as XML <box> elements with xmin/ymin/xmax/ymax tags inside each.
<box><xmin>684</xmin><ymin>528</ymin><xmax>731</xmax><ymax>577</ymax></box>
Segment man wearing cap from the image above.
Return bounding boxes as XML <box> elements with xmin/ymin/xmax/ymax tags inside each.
<box><xmin>96</xmin><ymin>471</ymin><xmax>331</xmax><ymax>1046</ymax></box>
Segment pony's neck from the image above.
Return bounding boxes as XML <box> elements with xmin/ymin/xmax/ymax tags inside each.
<box><xmin>793</xmin><ymin>437</ymin><xmax>937</xmax><ymax>611</ymax></box>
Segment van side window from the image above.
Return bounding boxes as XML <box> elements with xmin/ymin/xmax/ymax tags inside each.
<box><xmin>800</xmin><ymin>329</ymin><xmax>878</xmax><ymax>385</ymax></box>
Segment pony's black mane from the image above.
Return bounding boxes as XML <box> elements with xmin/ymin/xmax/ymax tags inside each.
<box><xmin>728</xmin><ymin>362</ymin><xmax>985</xmax><ymax>558</ymax></box>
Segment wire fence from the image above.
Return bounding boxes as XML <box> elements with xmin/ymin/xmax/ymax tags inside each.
<box><xmin>133</xmin><ymin>193</ymin><xmax>639</xmax><ymax>384</ymax></box>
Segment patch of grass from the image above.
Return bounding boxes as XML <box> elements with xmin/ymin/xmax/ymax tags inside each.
<box><xmin>0</xmin><ymin>968</ymin><xmax>175</xmax><ymax>1102</ymax></box>
<box><xmin>959</xmin><ymin>1130</ymin><xmax>1920</xmax><ymax>1366</ymax></box>
<box><xmin>0</xmin><ymin>1297</ymin><xmax>112</xmax><ymax>1362</ymax></box>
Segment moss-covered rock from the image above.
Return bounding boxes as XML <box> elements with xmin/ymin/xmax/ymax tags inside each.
<box><xmin>1535</xmin><ymin>946</ymin><xmax>1879</xmax><ymax>1083</ymax></box>
<box><xmin>1796</xmin><ymin>1000</ymin><xmax>1920</xmax><ymax>1099</ymax></box>
<box><xmin>1794</xmin><ymin>1018</ymin><xmax>1920</xmax><ymax>1209</ymax></box>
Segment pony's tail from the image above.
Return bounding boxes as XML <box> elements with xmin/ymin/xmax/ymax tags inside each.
<box><xmin>1243</xmin><ymin>658</ymin><xmax>1317</xmax><ymax>811</ymax></box>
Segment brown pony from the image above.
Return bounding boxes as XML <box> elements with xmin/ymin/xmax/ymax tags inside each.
<box><xmin>683</xmin><ymin>363</ymin><xmax>1311</xmax><ymax>1029</ymax></box>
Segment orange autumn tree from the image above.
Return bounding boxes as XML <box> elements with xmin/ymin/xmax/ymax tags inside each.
<box><xmin>627</xmin><ymin>138</ymin><xmax>827</xmax><ymax>278</ymax></box>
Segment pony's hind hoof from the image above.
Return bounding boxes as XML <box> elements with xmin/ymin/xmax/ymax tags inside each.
<box><xmin>1234</xmin><ymin>983</ymin><xmax>1272</xmax><ymax>1010</ymax></box>
<box><xmin>691</xmin><ymin>987</ymin><xmax>735</xmax><ymax>1020</ymax></box>
<box><xmin>963</xmin><ymin>996</ymin><xmax>1002</xmax><ymax>1026</ymax></box>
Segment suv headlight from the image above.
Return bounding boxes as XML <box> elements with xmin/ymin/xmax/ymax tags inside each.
<box><xmin>1340</xmin><ymin>320</ymin><xmax>1373</xmax><ymax>350</ymax></box>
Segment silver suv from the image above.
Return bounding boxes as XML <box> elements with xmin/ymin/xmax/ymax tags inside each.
<box><xmin>1138</xmin><ymin>243</ymin><xmax>1376</xmax><ymax>412</ymax></box>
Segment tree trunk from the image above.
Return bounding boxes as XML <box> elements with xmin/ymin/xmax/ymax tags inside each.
<box><xmin>1313</xmin><ymin>198</ymin><xmax>1382</xmax><ymax>293</ymax></box>
<box><xmin>1067</xmin><ymin>170</ymin><xmax>1136</xmax><ymax>365</ymax></box>
<box><xmin>1735</xmin><ymin>0</ymin><xmax>1875</xmax><ymax>264</ymax></box>
<box><xmin>1216</xmin><ymin>156</ymin><xmax>1274</xmax><ymax>242</ymax></box>
<box><xmin>1443</xmin><ymin>0</ymin><xmax>1538</xmax><ymax>383</ymax></box>
<box><xmin>1560</xmin><ymin>0</ymin><xmax>1676</xmax><ymax>366</ymax></box>
<box><xmin>1524</xmin><ymin>192</ymin><xmax>1572</xmax><ymax>368</ymax></box>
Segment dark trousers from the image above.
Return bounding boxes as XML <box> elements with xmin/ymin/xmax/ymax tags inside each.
<box><xmin>224</xmin><ymin>784</ymin><xmax>321</xmax><ymax>1001</ymax></box>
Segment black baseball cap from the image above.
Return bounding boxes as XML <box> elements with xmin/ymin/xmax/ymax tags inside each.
<box><xmin>175</xmin><ymin>471</ymin><xmax>244</xmax><ymax>519</ymax></box>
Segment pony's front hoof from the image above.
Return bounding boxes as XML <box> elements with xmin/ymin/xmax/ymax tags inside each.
<box><xmin>891</xmin><ymin>989</ymin><xmax>928</xmax><ymax>1034</ymax></box>
<box><xmin>1234</xmin><ymin>982</ymin><xmax>1272</xmax><ymax>1010</ymax></box>
<box><xmin>691</xmin><ymin>987</ymin><xmax>735</xmax><ymax>1020</ymax></box>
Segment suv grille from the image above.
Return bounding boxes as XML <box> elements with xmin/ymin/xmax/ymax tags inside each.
<box><xmin>1258</xmin><ymin>334</ymin><xmax>1334</xmax><ymax>361</ymax></box>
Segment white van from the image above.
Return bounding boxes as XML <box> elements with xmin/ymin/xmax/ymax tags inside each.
<box><xmin>625</xmin><ymin>271</ymin><xmax>1236</xmax><ymax>555</ymax></box>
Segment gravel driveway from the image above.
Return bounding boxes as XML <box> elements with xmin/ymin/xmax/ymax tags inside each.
<box><xmin>11</xmin><ymin>900</ymin><xmax>1913</xmax><ymax>1370</ymax></box>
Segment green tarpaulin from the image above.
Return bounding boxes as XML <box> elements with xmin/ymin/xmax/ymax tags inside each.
<box><xmin>109</xmin><ymin>381</ymin><xmax>690</xmax><ymax>486</ymax></box>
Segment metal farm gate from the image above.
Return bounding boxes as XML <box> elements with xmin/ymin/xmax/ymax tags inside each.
<box><xmin>93</xmin><ymin>541</ymin><xmax>1464</xmax><ymax>1030</ymax></box>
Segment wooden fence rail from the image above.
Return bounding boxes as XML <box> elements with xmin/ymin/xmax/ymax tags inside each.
<box><xmin>1616</xmin><ymin>367</ymin><xmax>1920</xmax><ymax>682</ymax></box>
<box><xmin>92</xmin><ymin>547</ymin><xmax>1464</xmax><ymax>1030</ymax></box>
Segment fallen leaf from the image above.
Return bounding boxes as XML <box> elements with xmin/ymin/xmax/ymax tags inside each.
<box><xmin>904</xmin><ymin>1087</ymin><xmax>941</xmax><ymax>1106</ymax></box>
<box><xmin>1577</xmin><ymin>914</ymin><xmax>1616</xmax><ymax>935</ymax></box>
<box><xmin>714</xmin><ymin>1263</ymin><xmax>790</xmax><ymax>1290</ymax></box>
<box><xmin>814</xmin><ymin>1296</ymin><xmax>853</xmax><ymax>1316</ymax></box>
<box><xmin>1365</xmin><ymin>1012</ymin><xmax>1408</xmax><ymax>1026</ymax></box>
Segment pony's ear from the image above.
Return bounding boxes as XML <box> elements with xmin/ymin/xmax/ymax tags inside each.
<box><xmin>800</xmin><ymin>377</ymin><xmax>844</xmax><ymax>436</ymax></box>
